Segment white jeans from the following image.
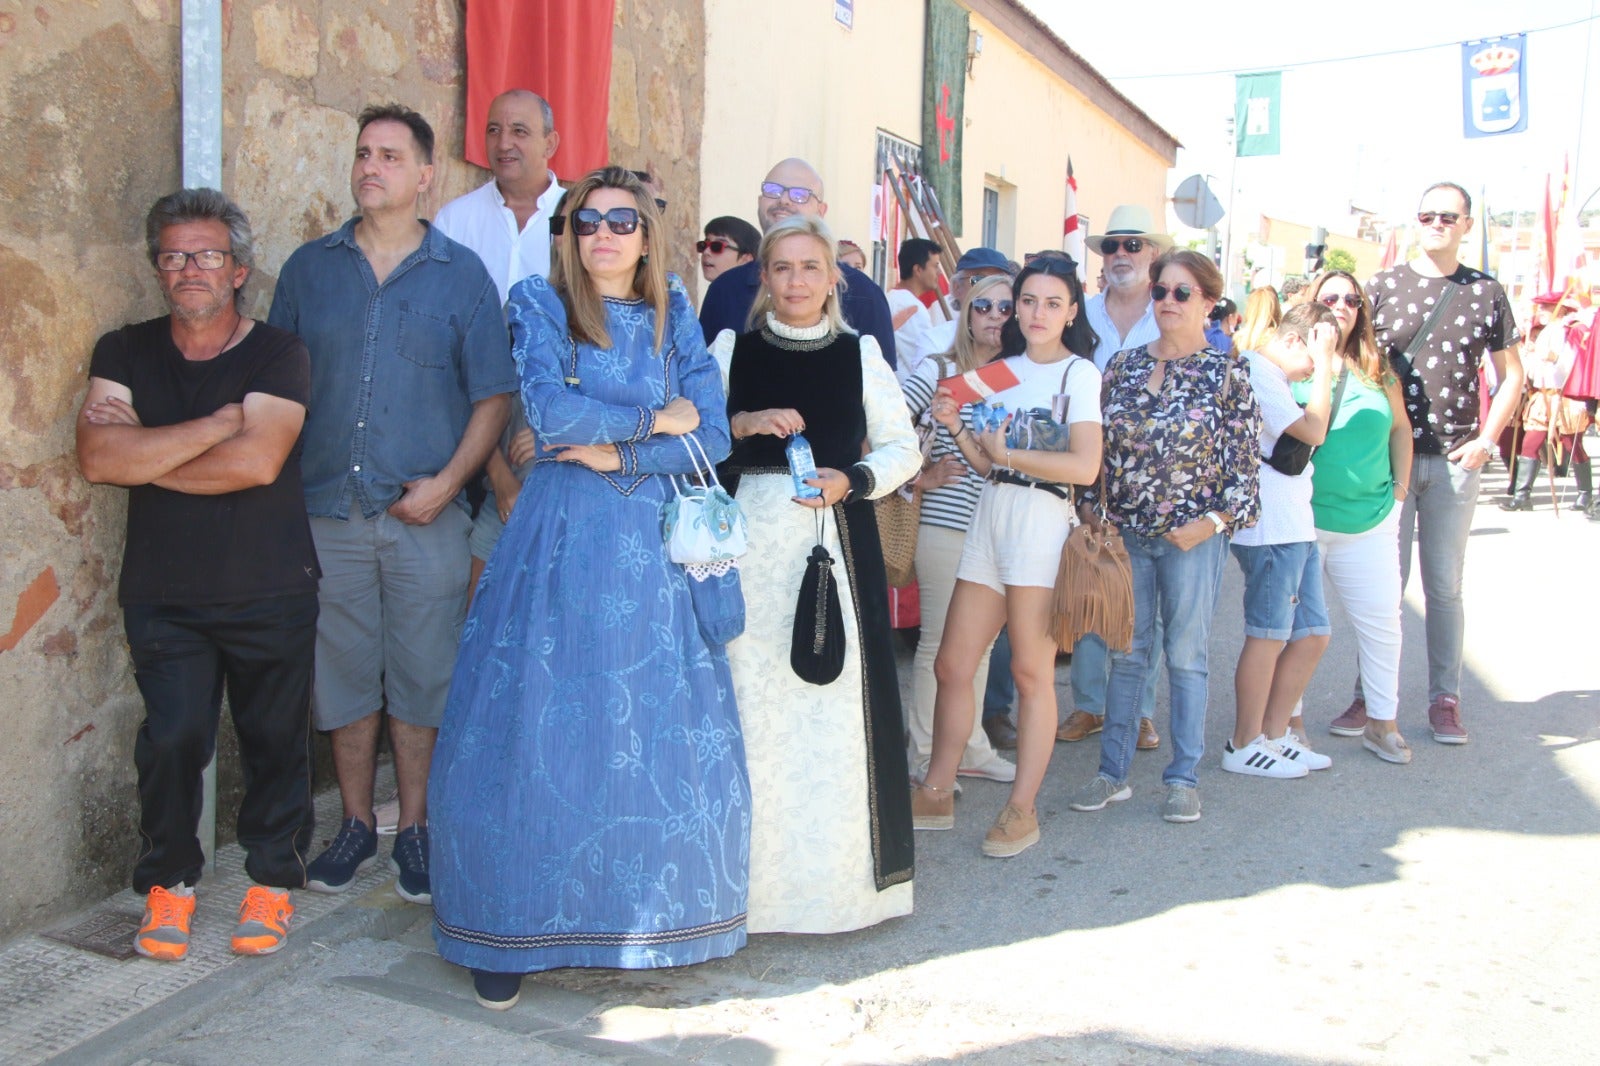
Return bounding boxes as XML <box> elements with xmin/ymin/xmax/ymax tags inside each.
<box><xmin>906</xmin><ymin>524</ymin><xmax>997</xmax><ymax>775</ymax></box>
<box><xmin>1317</xmin><ymin>508</ymin><xmax>1403</xmax><ymax>721</ymax></box>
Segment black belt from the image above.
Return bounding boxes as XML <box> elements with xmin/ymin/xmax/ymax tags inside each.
<box><xmin>989</xmin><ymin>469</ymin><xmax>1071</xmax><ymax>499</ymax></box>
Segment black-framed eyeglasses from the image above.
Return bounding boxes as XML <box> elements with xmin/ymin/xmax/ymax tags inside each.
<box><xmin>156</xmin><ymin>249</ymin><xmax>230</xmax><ymax>272</ymax></box>
<box><xmin>1319</xmin><ymin>293</ymin><xmax>1363</xmax><ymax>309</ymax></box>
<box><xmin>1416</xmin><ymin>211</ymin><xmax>1462</xmax><ymax>226</ymax></box>
<box><xmin>1150</xmin><ymin>282</ymin><xmax>1196</xmax><ymax>303</ymax></box>
<box><xmin>696</xmin><ymin>238</ymin><xmax>738</xmax><ymax>255</ymax></box>
<box><xmin>968</xmin><ymin>298</ymin><xmax>1013</xmax><ymax>317</ymax></box>
<box><xmin>760</xmin><ymin>181</ymin><xmax>819</xmax><ymax>205</ymax></box>
<box><xmin>571</xmin><ymin>207</ymin><xmax>641</xmax><ymax>236</ymax></box>
<box><xmin>1099</xmin><ymin>237</ymin><xmax>1146</xmax><ymax>255</ymax></box>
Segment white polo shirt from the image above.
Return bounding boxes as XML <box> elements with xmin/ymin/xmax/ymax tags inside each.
<box><xmin>1084</xmin><ymin>291</ymin><xmax>1161</xmax><ymax>371</ymax></box>
<box><xmin>433</xmin><ymin>172</ymin><xmax>565</xmax><ymax>303</ymax></box>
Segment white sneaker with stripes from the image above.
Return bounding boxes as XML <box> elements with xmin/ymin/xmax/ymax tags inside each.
<box><xmin>1221</xmin><ymin>735</ymin><xmax>1309</xmax><ymax>779</ymax></box>
<box><xmin>1274</xmin><ymin>729</ymin><xmax>1333</xmax><ymax>771</ymax></box>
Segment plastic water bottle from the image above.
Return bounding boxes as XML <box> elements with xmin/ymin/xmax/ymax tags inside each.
<box><xmin>787</xmin><ymin>433</ymin><xmax>821</xmax><ymax>498</ymax></box>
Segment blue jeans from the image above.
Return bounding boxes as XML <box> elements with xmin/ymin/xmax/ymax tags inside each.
<box><xmin>1099</xmin><ymin>531</ymin><xmax>1230</xmax><ymax>789</ymax></box>
<box><xmin>983</xmin><ymin>627</ymin><xmax>1014</xmax><ymax>719</ymax></box>
<box><xmin>1070</xmin><ymin>629</ymin><xmax>1160</xmax><ymax>717</ymax></box>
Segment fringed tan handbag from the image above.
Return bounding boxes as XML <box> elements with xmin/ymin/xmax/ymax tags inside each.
<box><xmin>1050</xmin><ymin>467</ymin><xmax>1134</xmax><ymax>653</ymax></box>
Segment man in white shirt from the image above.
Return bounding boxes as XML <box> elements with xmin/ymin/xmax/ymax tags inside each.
<box><xmin>433</xmin><ymin>88</ymin><xmax>564</xmax><ymax>593</ymax></box>
<box><xmin>886</xmin><ymin>237</ymin><xmax>944</xmax><ymax>378</ymax></box>
<box><xmin>1060</xmin><ymin>205</ymin><xmax>1171</xmax><ymax>750</ymax></box>
<box><xmin>1081</xmin><ymin>204</ymin><xmax>1168</xmax><ymax>370</ymax></box>
<box><xmin>433</xmin><ymin>88</ymin><xmax>564</xmax><ymax>304</ymax></box>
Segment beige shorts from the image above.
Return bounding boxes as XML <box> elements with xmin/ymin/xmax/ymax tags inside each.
<box><xmin>956</xmin><ymin>482</ymin><xmax>1076</xmax><ymax>593</ymax></box>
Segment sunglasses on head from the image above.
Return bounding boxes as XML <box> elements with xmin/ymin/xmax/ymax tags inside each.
<box><xmin>696</xmin><ymin>238</ymin><xmax>738</xmax><ymax>255</ymax></box>
<box><xmin>1029</xmin><ymin>254</ymin><xmax>1078</xmax><ymax>277</ymax></box>
<box><xmin>1150</xmin><ymin>282</ymin><xmax>1196</xmax><ymax>303</ymax></box>
<box><xmin>571</xmin><ymin>207</ymin><xmax>641</xmax><ymax>236</ymax></box>
<box><xmin>1099</xmin><ymin>237</ymin><xmax>1146</xmax><ymax>255</ymax></box>
<box><xmin>1319</xmin><ymin>293</ymin><xmax>1363</xmax><ymax>309</ymax></box>
<box><xmin>759</xmin><ymin>181</ymin><xmax>819</xmax><ymax>205</ymax></box>
<box><xmin>968</xmin><ymin>298</ymin><xmax>1013</xmax><ymax>317</ymax></box>
<box><xmin>1416</xmin><ymin>211</ymin><xmax>1462</xmax><ymax>226</ymax></box>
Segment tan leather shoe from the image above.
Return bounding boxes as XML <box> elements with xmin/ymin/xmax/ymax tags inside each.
<box><xmin>911</xmin><ymin>784</ymin><xmax>954</xmax><ymax>830</ymax></box>
<box><xmin>1055</xmin><ymin>710</ymin><xmax>1104</xmax><ymax>742</ymax></box>
<box><xmin>981</xmin><ymin>803</ymin><xmax>1040</xmax><ymax>857</ymax></box>
<box><xmin>1137</xmin><ymin>717</ymin><xmax>1161</xmax><ymax>751</ymax></box>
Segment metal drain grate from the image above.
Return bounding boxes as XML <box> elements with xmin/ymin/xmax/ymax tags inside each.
<box><xmin>41</xmin><ymin>911</ymin><xmax>145</xmax><ymax>961</ymax></box>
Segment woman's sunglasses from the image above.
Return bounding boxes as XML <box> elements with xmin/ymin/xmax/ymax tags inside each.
<box><xmin>571</xmin><ymin>207</ymin><xmax>641</xmax><ymax>236</ymax></box>
<box><xmin>696</xmin><ymin>238</ymin><xmax>738</xmax><ymax>255</ymax></box>
<box><xmin>1150</xmin><ymin>282</ymin><xmax>1195</xmax><ymax>303</ymax></box>
<box><xmin>1319</xmin><ymin>293</ymin><xmax>1363</xmax><ymax>309</ymax></box>
<box><xmin>968</xmin><ymin>298</ymin><xmax>1013</xmax><ymax>317</ymax></box>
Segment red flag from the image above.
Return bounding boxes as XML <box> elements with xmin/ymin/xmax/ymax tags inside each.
<box><xmin>1538</xmin><ymin>173</ymin><xmax>1556</xmax><ymax>294</ymax></box>
<box><xmin>1062</xmin><ymin>157</ymin><xmax>1085</xmax><ymax>267</ymax></box>
<box><xmin>1378</xmin><ymin>230</ymin><xmax>1397</xmax><ymax>271</ymax></box>
<box><xmin>465</xmin><ymin>0</ymin><xmax>614</xmax><ymax>179</ymax></box>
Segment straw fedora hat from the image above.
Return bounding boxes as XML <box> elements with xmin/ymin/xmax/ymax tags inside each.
<box><xmin>1088</xmin><ymin>205</ymin><xmax>1173</xmax><ymax>254</ymax></box>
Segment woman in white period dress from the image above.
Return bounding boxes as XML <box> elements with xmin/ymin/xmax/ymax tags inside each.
<box><xmin>711</xmin><ymin>215</ymin><xmax>921</xmax><ymax>933</ymax></box>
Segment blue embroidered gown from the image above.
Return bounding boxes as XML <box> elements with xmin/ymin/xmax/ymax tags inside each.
<box><xmin>429</xmin><ymin>277</ymin><xmax>749</xmax><ymax>974</ymax></box>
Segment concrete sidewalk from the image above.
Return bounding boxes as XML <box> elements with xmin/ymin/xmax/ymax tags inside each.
<box><xmin>7</xmin><ymin>487</ymin><xmax>1598</xmax><ymax>1064</ymax></box>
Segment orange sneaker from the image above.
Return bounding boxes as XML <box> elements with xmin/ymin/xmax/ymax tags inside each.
<box><xmin>231</xmin><ymin>886</ymin><xmax>294</xmax><ymax>956</ymax></box>
<box><xmin>136</xmin><ymin>884</ymin><xmax>196</xmax><ymax>961</ymax></box>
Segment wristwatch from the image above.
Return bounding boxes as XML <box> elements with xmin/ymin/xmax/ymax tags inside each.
<box><xmin>1205</xmin><ymin>511</ymin><xmax>1227</xmax><ymax>535</ymax></box>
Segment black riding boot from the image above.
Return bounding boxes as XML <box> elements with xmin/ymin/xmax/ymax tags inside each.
<box><xmin>1499</xmin><ymin>456</ymin><xmax>1539</xmax><ymax>511</ymax></box>
<box><xmin>1573</xmin><ymin>457</ymin><xmax>1594</xmax><ymax>517</ymax></box>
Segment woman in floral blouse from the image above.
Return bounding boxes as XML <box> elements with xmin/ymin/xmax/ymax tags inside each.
<box><xmin>1067</xmin><ymin>249</ymin><xmax>1260</xmax><ymax>825</ymax></box>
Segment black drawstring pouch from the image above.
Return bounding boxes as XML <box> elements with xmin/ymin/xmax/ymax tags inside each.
<box><xmin>791</xmin><ymin>511</ymin><xmax>845</xmax><ymax>684</ymax></box>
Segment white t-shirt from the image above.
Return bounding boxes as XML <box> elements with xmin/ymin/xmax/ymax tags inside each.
<box><xmin>886</xmin><ymin>289</ymin><xmax>936</xmax><ymax>380</ymax></box>
<box><xmin>988</xmin><ymin>352</ymin><xmax>1103</xmax><ymax>427</ymax></box>
<box><xmin>1233</xmin><ymin>350</ymin><xmax>1316</xmax><ymax>547</ymax></box>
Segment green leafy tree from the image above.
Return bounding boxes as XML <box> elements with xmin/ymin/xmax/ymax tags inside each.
<box><xmin>1324</xmin><ymin>247</ymin><xmax>1357</xmax><ymax>274</ymax></box>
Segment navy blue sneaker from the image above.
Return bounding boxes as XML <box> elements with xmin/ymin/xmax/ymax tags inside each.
<box><xmin>305</xmin><ymin>815</ymin><xmax>377</xmax><ymax>893</ymax></box>
<box><xmin>472</xmin><ymin>969</ymin><xmax>522</xmax><ymax>1010</ymax></box>
<box><xmin>390</xmin><ymin>823</ymin><xmax>431</xmax><ymax>905</ymax></box>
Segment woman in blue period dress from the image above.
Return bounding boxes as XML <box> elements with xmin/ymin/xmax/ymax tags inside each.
<box><xmin>429</xmin><ymin>168</ymin><xmax>749</xmax><ymax>1009</ymax></box>
<box><xmin>710</xmin><ymin>216</ymin><xmax>921</xmax><ymax>933</ymax></box>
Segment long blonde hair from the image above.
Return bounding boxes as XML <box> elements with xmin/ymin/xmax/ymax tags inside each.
<box><xmin>746</xmin><ymin>215</ymin><xmax>851</xmax><ymax>334</ymax></box>
<box><xmin>1235</xmin><ymin>287</ymin><xmax>1282</xmax><ymax>353</ymax></box>
<box><xmin>549</xmin><ymin>166</ymin><xmax>670</xmax><ymax>352</ymax></box>
<box><xmin>941</xmin><ymin>273</ymin><xmax>1011</xmax><ymax>373</ymax></box>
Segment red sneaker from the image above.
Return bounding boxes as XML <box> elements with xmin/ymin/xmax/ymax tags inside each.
<box><xmin>1329</xmin><ymin>697</ymin><xmax>1368</xmax><ymax>737</ymax></box>
<box><xmin>1427</xmin><ymin>695</ymin><xmax>1469</xmax><ymax>744</ymax></box>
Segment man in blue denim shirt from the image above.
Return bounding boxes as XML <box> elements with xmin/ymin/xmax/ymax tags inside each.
<box><xmin>267</xmin><ymin>104</ymin><xmax>515</xmax><ymax>907</ymax></box>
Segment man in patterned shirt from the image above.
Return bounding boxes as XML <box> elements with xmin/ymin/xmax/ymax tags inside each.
<box><xmin>1354</xmin><ymin>181</ymin><xmax>1523</xmax><ymax>745</ymax></box>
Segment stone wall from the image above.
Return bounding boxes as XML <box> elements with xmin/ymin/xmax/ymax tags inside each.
<box><xmin>0</xmin><ymin>0</ymin><xmax>703</xmax><ymax>940</ymax></box>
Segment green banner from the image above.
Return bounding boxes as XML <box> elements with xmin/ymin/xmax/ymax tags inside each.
<box><xmin>1235</xmin><ymin>72</ymin><xmax>1282</xmax><ymax>157</ymax></box>
<box><xmin>923</xmin><ymin>0</ymin><xmax>967</xmax><ymax>231</ymax></box>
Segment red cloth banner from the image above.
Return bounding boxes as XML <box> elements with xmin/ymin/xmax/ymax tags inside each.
<box><xmin>465</xmin><ymin>0</ymin><xmax>615</xmax><ymax>179</ymax></box>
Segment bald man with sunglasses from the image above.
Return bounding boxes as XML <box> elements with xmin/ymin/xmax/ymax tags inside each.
<box><xmin>698</xmin><ymin>157</ymin><xmax>897</xmax><ymax>368</ymax></box>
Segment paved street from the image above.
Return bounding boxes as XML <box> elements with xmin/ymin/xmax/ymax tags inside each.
<box><xmin>9</xmin><ymin>483</ymin><xmax>1598</xmax><ymax>1065</ymax></box>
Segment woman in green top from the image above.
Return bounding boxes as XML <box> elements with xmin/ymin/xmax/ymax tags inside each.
<box><xmin>1294</xmin><ymin>270</ymin><xmax>1414</xmax><ymax>764</ymax></box>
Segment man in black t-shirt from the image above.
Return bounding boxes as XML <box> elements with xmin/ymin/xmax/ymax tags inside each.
<box><xmin>77</xmin><ymin>189</ymin><xmax>320</xmax><ymax>963</ymax></box>
<box><xmin>1352</xmin><ymin>181</ymin><xmax>1524</xmax><ymax>746</ymax></box>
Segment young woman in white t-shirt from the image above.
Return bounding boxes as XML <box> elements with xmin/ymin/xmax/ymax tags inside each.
<box><xmin>911</xmin><ymin>256</ymin><xmax>1104</xmax><ymax>858</ymax></box>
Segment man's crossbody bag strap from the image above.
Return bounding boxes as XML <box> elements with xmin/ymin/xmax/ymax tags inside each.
<box><xmin>1392</xmin><ymin>281</ymin><xmax>1459</xmax><ymax>374</ymax></box>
